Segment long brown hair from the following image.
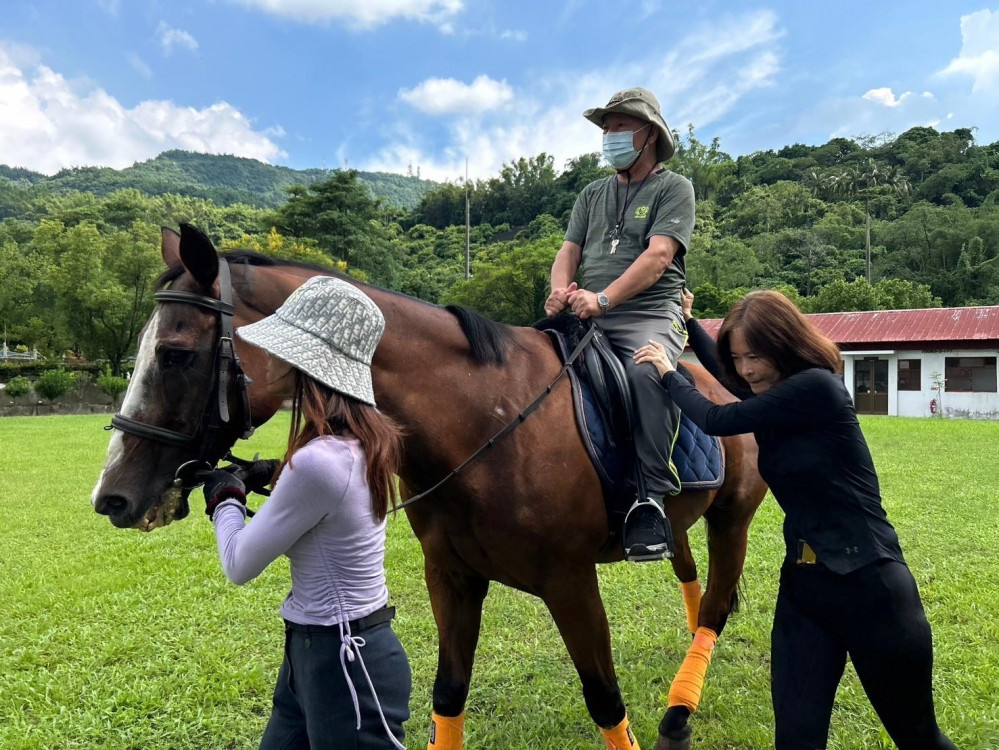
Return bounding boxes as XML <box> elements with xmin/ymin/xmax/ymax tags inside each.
<box><xmin>717</xmin><ymin>290</ymin><xmax>842</xmax><ymax>391</ymax></box>
<box><xmin>278</xmin><ymin>372</ymin><xmax>404</xmax><ymax>521</ymax></box>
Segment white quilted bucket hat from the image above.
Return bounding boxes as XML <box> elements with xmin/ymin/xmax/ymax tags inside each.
<box><xmin>237</xmin><ymin>276</ymin><xmax>384</xmax><ymax>406</ymax></box>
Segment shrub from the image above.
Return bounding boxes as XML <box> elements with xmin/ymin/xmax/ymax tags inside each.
<box><xmin>72</xmin><ymin>371</ymin><xmax>94</xmax><ymax>396</ymax></box>
<box><xmin>34</xmin><ymin>369</ymin><xmax>75</xmax><ymax>403</ymax></box>
<box><xmin>97</xmin><ymin>368</ymin><xmax>129</xmax><ymax>401</ymax></box>
<box><xmin>3</xmin><ymin>376</ymin><xmax>32</xmax><ymax>399</ymax></box>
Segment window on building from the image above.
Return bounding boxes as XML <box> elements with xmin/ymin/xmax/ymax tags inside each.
<box><xmin>944</xmin><ymin>356</ymin><xmax>998</xmax><ymax>392</ymax></box>
<box><xmin>897</xmin><ymin>359</ymin><xmax>921</xmax><ymax>391</ymax></box>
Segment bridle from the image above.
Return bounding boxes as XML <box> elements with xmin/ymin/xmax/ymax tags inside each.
<box><xmin>106</xmin><ymin>260</ymin><xmax>255</xmax><ymax>486</ymax></box>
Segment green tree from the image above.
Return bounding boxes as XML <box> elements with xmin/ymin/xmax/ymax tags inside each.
<box><xmin>444</xmin><ymin>235</ymin><xmax>560</xmax><ymax>325</ymax></box>
<box><xmin>34</xmin><ymin>219</ymin><xmax>160</xmax><ymax>373</ymax></box>
<box><xmin>35</xmin><ymin>368</ymin><xmax>74</xmax><ymax>402</ymax></box>
<box><xmin>3</xmin><ymin>375</ymin><xmax>31</xmax><ymax>399</ymax></box>
<box><xmin>263</xmin><ymin>171</ymin><xmax>398</xmax><ymax>286</ymax></box>
<box><xmin>97</xmin><ymin>366</ymin><xmax>129</xmax><ymax>404</ymax></box>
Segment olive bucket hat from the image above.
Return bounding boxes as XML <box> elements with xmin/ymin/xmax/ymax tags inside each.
<box><xmin>583</xmin><ymin>87</ymin><xmax>675</xmax><ymax>163</ymax></box>
<box><xmin>237</xmin><ymin>276</ymin><xmax>384</xmax><ymax>406</ymax></box>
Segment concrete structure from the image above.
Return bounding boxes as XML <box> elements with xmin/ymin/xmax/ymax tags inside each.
<box><xmin>687</xmin><ymin>306</ymin><xmax>999</xmax><ymax>420</ymax></box>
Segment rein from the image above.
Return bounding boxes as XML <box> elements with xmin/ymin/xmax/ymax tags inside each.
<box><xmin>106</xmin><ymin>260</ymin><xmax>255</xmax><ymax>482</ymax></box>
<box><xmin>392</xmin><ymin>324</ymin><xmax>597</xmax><ymax>513</ymax></box>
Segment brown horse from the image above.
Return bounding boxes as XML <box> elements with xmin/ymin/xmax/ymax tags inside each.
<box><xmin>92</xmin><ymin>225</ymin><xmax>767</xmax><ymax>750</ymax></box>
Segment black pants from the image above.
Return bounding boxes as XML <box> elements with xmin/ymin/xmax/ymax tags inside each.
<box><xmin>260</xmin><ymin>620</ymin><xmax>411</xmax><ymax>750</ymax></box>
<box><xmin>771</xmin><ymin>559</ymin><xmax>955</xmax><ymax>750</ymax></box>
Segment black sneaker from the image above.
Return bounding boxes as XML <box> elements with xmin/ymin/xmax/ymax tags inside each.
<box><xmin>623</xmin><ymin>499</ymin><xmax>674</xmax><ymax>562</ymax></box>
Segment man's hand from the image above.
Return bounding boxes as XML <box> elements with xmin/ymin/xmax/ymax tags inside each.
<box><xmin>545</xmin><ymin>282</ymin><xmax>578</xmax><ymax>317</ymax></box>
<box><xmin>633</xmin><ymin>339</ymin><xmax>675</xmax><ymax>377</ymax></box>
<box><xmin>567</xmin><ymin>288</ymin><xmax>605</xmax><ymax>320</ymax></box>
<box><xmin>681</xmin><ymin>287</ymin><xmax>695</xmax><ymax>321</ymax></box>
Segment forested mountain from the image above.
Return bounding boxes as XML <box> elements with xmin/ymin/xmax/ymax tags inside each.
<box><xmin>0</xmin><ymin>150</ymin><xmax>437</xmax><ymax>209</ymax></box>
<box><xmin>2</xmin><ymin>126</ymin><xmax>998</xmax><ymax>373</ymax></box>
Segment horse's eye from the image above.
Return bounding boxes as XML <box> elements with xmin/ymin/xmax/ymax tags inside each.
<box><xmin>161</xmin><ymin>349</ymin><xmax>196</xmax><ymax>369</ymax></box>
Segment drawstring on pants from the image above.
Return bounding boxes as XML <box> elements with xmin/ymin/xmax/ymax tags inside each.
<box><xmin>338</xmin><ymin>622</ymin><xmax>407</xmax><ymax>750</ymax></box>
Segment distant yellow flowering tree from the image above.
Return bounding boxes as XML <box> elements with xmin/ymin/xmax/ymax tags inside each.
<box><xmin>220</xmin><ymin>228</ymin><xmax>367</xmax><ymax>281</ymax></box>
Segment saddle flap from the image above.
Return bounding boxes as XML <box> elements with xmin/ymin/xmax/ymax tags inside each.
<box><xmin>579</xmin><ymin>325</ymin><xmax>635</xmax><ymax>447</ymax></box>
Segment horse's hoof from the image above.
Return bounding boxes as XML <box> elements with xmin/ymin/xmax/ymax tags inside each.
<box><xmin>655</xmin><ymin>707</ymin><xmax>691</xmax><ymax>750</ymax></box>
<box><xmin>654</xmin><ymin>726</ymin><xmax>691</xmax><ymax>750</ymax></box>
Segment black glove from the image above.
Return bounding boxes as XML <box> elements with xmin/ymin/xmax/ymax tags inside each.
<box><xmin>225</xmin><ymin>459</ymin><xmax>280</xmax><ymax>495</ymax></box>
<box><xmin>197</xmin><ymin>468</ymin><xmax>247</xmax><ymax>520</ymax></box>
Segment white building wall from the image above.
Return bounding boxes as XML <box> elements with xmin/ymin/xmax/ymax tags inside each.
<box><xmin>683</xmin><ymin>348</ymin><xmax>999</xmax><ymax>419</ymax></box>
<box><xmin>892</xmin><ymin>349</ymin><xmax>998</xmax><ymax>419</ymax></box>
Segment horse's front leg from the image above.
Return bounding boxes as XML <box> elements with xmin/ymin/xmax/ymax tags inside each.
<box><xmin>424</xmin><ymin>559</ymin><xmax>489</xmax><ymax>750</ymax></box>
<box><xmin>543</xmin><ymin>568</ymin><xmax>639</xmax><ymax>750</ymax></box>
<box><xmin>656</xmin><ymin>510</ymin><xmax>751</xmax><ymax>750</ymax></box>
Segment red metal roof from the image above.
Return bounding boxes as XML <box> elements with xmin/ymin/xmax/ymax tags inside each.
<box><xmin>695</xmin><ymin>306</ymin><xmax>999</xmax><ymax>346</ymax></box>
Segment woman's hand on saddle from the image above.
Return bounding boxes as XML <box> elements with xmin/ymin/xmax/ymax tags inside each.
<box><xmin>681</xmin><ymin>287</ymin><xmax>695</xmax><ymax>321</ymax></box>
<box><xmin>633</xmin><ymin>339</ymin><xmax>675</xmax><ymax>377</ymax></box>
<box><xmin>545</xmin><ymin>282</ymin><xmax>578</xmax><ymax>317</ymax></box>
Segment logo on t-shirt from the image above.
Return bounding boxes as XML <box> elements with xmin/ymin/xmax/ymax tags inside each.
<box><xmin>634</xmin><ymin>206</ymin><xmax>649</xmax><ymax>219</ymax></box>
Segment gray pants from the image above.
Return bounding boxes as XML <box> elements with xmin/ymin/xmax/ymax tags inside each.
<box><xmin>597</xmin><ymin>307</ymin><xmax>687</xmax><ymax>498</ymax></box>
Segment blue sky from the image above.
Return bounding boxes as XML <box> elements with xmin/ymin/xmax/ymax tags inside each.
<box><xmin>1</xmin><ymin>0</ymin><xmax>997</xmax><ymax>182</ymax></box>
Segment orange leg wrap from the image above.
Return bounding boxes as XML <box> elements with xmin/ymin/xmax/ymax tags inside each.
<box><xmin>667</xmin><ymin>626</ymin><xmax>718</xmax><ymax>712</ymax></box>
<box><xmin>679</xmin><ymin>579</ymin><xmax>702</xmax><ymax>634</ymax></box>
<box><xmin>599</xmin><ymin>714</ymin><xmax>641</xmax><ymax>750</ymax></box>
<box><xmin>427</xmin><ymin>711</ymin><xmax>465</xmax><ymax>750</ymax></box>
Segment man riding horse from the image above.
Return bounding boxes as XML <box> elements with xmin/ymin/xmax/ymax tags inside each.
<box><xmin>545</xmin><ymin>87</ymin><xmax>695</xmax><ymax>562</ymax></box>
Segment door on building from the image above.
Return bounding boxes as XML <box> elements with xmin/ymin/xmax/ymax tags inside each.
<box><xmin>854</xmin><ymin>357</ymin><xmax>889</xmax><ymax>414</ymax></box>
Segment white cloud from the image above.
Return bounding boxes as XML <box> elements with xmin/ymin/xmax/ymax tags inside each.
<box><xmin>500</xmin><ymin>29</ymin><xmax>527</xmax><ymax>42</ymax></box>
<box><xmin>938</xmin><ymin>8</ymin><xmax>999</xmax><ymax>92</ymax></box>
<box><xmin>128</xmin><ymin>53</ymin><xmax>152</xmax><ymax>79</ymax></box>
<box><xmin>226</xmin><ymin>0</ymin><xmax>463</xmax><ymax>31</ymax></box>
<box><xmin>793</xmin><ymin>11</ymin><xmax>999</xmax><ymax>146</ymax></box>
<box><xmin>862</xmin><ymin>87</ymin><xmax>912</xmax><ymax>107</ymax></box>
<box><xmin>97</xmin><ymin>0</ymin><xmax>120</xmax><ymax>15</ymax></box>
<box><xmin>157</xmin><ymin>22</ymin><xmax>199</xmax><ymax>55</ymax></box>
<box><xmin>399</xmin><ymin>75</ymin><xmax>514</xmax><ymax>115</ymax></box>
<box><xmin>364</xmin><ymin>10</ymin><xmax>783</xmax><ymax>181</ymax></box>
<box><xmin>0</xmin><ymin>44</ymin><xmax>285</xmax><ymax>175</ymax></box>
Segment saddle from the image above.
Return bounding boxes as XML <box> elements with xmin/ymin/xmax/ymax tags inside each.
<box><xmin>538</xmin><ymin>315</ymin><xmax>724</xmax><ymax>519</ymax></box>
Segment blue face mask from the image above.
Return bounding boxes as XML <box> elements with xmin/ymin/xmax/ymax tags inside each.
<box><xmin>602</xmin><ymin>124</ymin><xmax>650</xmax><ymax>170</ymax></box>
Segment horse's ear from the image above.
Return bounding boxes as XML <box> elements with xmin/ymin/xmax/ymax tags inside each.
<box><xmin>179</xmin><ymin>223</ymin><xmax>219</xmax><ymax>290</ymax></box>
<box><xmin>161</xmin><ymin>226</ymin><xmax>181</xmax><ymax>268</ymax></box>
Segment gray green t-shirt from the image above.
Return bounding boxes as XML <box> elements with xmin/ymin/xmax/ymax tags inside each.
<box><xmin>565</xmin><ymin>170</ymin><xmax>695</xmax><ymax>312</ymax></box>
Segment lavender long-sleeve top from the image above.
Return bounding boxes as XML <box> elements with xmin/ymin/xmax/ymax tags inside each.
<box><xmin>212</xmin><ymin>435</ymin><xmax>389</xmax><ymax>626</ymax></box>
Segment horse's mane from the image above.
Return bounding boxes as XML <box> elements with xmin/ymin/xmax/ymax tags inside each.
<box><xmin>156</xmin><ymin>249</ymin><xmax>513</xmax><ymax>366</ymax></box>
<box><xmin>445</xmin><ymin>305</ymin><xmax>514</xmax><ymax>366</ymax></box>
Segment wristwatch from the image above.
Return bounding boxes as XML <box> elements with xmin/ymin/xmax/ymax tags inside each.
<box><xmin>596</xmin><ymin>292</ymin><xmax>611</xmax><ymax>314</ymax></box>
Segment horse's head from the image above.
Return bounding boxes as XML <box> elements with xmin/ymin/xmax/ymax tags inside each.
<box><xmin>92</xmin><ymin>224</ymin><xmax>261</xmax><ymax>530</ymax></box>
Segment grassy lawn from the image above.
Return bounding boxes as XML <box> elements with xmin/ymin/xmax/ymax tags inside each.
<box><xmin>0</xmin><ymin>414</ymin><xmax>996</xmax><ymax>749</ymax></box>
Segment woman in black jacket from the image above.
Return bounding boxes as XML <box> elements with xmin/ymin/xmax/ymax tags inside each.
<box><xmin>634</xmin><ymin>289</ymin><xmax>954</xmax><ymax>750</ymax></box>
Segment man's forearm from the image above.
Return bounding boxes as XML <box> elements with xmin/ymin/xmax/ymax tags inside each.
<box><xmin>603</xmin><ymin>246</ymin><xmax>675</xmax><ymax>308</ymax></box>
<box><xmin>550</xmin><ymin>244</ymin><xmax>581</xmax><ymax>289</ymax></box>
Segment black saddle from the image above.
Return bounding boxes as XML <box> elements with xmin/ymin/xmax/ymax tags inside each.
<box><xmin>536</xmin><ymin>314</ymin><xmax>724</xmax><ymax>516</ymax></box>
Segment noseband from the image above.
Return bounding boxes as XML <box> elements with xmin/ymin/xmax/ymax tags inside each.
<box><xmin>106</xmin><ymin>260</ymin><xmax>255</xmax><ymax>481</ymax></box>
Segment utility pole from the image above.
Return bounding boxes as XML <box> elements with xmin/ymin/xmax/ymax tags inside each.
<box><xmin>465</xmin><ymin>157</ymin><xmax>471</xmax><ymax>281</ymax></box>
<box><xmin>865</xmin><ymin>208</ymin><xmax>871</xmax><ymax>284</ymax></box>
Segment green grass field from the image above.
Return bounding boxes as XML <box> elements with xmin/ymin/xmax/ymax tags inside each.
<box><xmin>0</xmin><ymin>414</ymin><xmax>997</xmax><ymax>749</ymax></box>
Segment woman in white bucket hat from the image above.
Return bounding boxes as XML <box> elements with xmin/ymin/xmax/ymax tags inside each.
<box><xmin>197</xmin><ymin>275</ymin><xmax>411</xmax><ymax>749</ymax></box>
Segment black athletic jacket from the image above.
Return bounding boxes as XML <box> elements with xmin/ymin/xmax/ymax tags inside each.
<box><xmin>667</xmin><ymin>319</ymin><xmax>905</xmax><ymax>574</ymax></box>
